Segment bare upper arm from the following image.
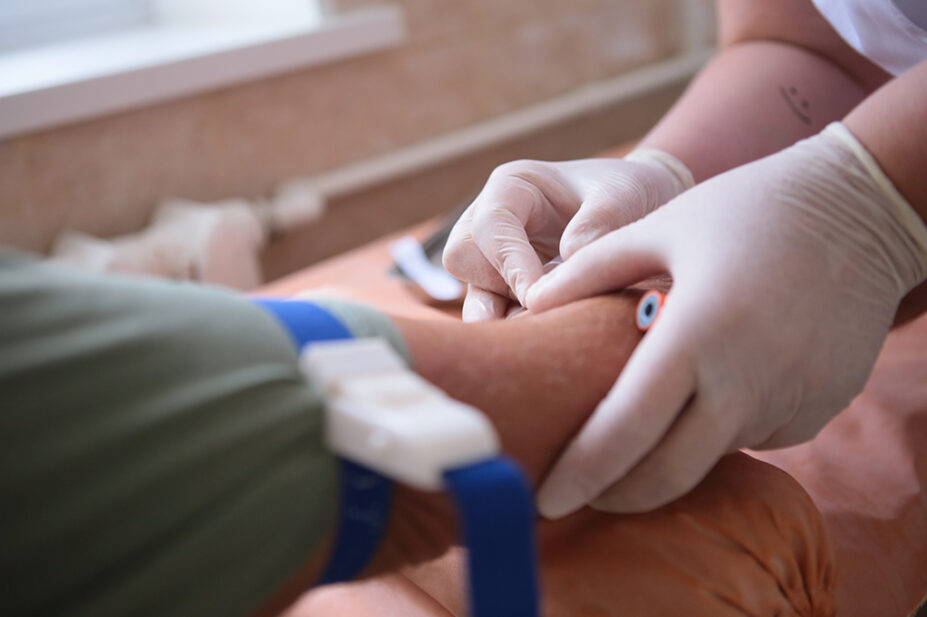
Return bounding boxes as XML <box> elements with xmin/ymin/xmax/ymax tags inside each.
<box><xmin>717</xmin><ymin>0</ymin><xmax>892</xmax><ymax>92</ymax></box>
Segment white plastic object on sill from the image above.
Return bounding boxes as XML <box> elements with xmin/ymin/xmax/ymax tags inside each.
<box><xmin>390</xmin><ymin>235</ymin><xmax>464</xmax><ymax>302</ymax></box>
<box><xmin>49</xmin><ymin>197</ymin><xmax>267</xmax><ymax>290</ymax></box>
<box><xmin>265</xmin><ymin>177</ymin><xmax>329</xmax><ymax>233</ymax></box>
<box><xmin>0</xmin><ymin>4</ymin><xmax>405</xmax><ymax>139</ymax></box>
<box><xmin>301</xmin><ymin>338</ymin><xmax>500</xmax><ymax>491</ymax></box>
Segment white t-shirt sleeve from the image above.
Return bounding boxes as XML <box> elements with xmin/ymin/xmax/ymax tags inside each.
<box><xmin>812</xmin><ymin>0</ymin><xmax>927</xmax><ymax>75</ymax></box>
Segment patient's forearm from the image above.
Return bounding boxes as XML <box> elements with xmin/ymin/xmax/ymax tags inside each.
<box><xmin>363</xmin><ymin>293</ymin><xmax>644</xmax><ymax>576</ymax></box>
<box><xmin>398</xmin><ymin>293</ymin><xmax>643</xmax><ymax>485</ymax></box>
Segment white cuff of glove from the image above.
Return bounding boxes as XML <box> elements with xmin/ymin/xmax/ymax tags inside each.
<box><xmin>624</xmin><ymin>148</ymin><xmax>696</xmax><ymax>196</ymax></box>
<box><xmin>820</xmin><ymin>122</ymin><xmax>927</xmax><ymax>294</ymax></box>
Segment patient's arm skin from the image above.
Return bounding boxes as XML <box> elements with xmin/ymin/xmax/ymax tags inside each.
<box><xmin>335</xmin><ymin>293</ymin><xmax>649</xmax><ymax>578</ymax></box>
<box><xmin>373</xmin><ymin>292</ymin><xmax>649</xmax><ymax>575</ymax></box>
<box><xmin>404</xmin><ymin>293</ymin><xmax>645</xmax><ymax>485</ymax></box>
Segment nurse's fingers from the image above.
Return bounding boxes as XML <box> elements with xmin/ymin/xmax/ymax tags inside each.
<box><xmin>535</xmin><ymin>307</ymin><xmax>696</xmax><ymax>519</ymax></box>
<box><xmin>470</xmin><ymin>199</ymin><xmax>547</xmax><ymax>306</ymax></box>
<box><xmin>443</xmin><ymin>207</ymin><xmax>515</xmax><ymax>300</ymax></box>
<box><xmin>589</xmin><ymin>391</ymin><xmax>741</xmax><ymax>513</ymax></box>
<box><xmin>559</xmin><ymin>182</ymin><xmax>655</xmax><ymax>259</ymax></box>
<box><xmin>462</xmin><ymin>285</ymin><xmax>512</xmax><ymax>322</ymax></box>
<box><xmin>526</xmin><ymin>222</ymin><xmax>668</xmax><ymax>313</ymax></box>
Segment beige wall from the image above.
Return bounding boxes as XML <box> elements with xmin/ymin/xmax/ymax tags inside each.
<box><xmin>0</xmin><ymin>0</ymin><xmax>715</xmax><ymax>260</ymax></box>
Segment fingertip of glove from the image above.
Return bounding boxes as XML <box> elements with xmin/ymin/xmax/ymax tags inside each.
<box><xmin>461</xmin><ymin>305</ymin><xmax>494</xmax><ymax>322</ymax></box>
<box><xmin>536</xmin><ymin>479</ymin><xmax>586</xmax><ymax>520</ymax></box>
<box><xmin>588</xmin><ymin>489</ymin><xmax>661</xmax><ymax>515</ymax></box>
<box><xmin>462</xmin><ymin>291</ymin><xmax>503</xmax><ymax>322</ymax></box>
<box><xmin>524</xmin><ymin>279</ymin><xmax>551</xmax><ymax>312</ymax></box>
<box><xmin>560</xmin><ymin>228</ymin><xmax>602</xmax><ymax>259</ymax></box>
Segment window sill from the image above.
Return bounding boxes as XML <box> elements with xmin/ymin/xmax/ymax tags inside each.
<box><xmin>0</xmin><ymin>5</ymin><xmax>405</xmax><ymax>139</ymax></box>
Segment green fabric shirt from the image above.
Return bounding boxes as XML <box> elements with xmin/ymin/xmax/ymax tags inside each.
<box><xmin>0</xmin><ymin>251</ymin><xmax>402</xmax><ymax>617</ymax></box>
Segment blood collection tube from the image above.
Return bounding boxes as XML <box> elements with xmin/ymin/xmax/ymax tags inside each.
<box><xmin>635</xmin><ymin>290</ymin><xmax>665</xmax><ymax>332</ymax></box>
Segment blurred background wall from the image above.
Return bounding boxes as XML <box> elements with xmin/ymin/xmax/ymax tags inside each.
<box><xmin>0</xmin><ymin>0</ymin><xmax>715</xmax><ymax>281</ymax></box>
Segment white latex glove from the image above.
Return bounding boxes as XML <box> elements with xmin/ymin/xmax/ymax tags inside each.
<box><xmin>527</xmin><ymin>123</ymin><xmax>927</xmax><ymax>518</ymax></box>
<box><xmin>442</xmin><ymin>152</ymin><xmax>694</xmax><ymax>321</ymax></box>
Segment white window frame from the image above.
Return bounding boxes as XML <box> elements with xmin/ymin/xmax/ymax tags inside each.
<box><xmin>0</xmin><ymin>1</ymin><xmax>405</xmax><ymax>139</ymax></box>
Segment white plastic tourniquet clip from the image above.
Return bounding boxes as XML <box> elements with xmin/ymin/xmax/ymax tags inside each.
<box><xmin>300</xmin><ymin>338</ymin><xmax>500</xmax><ymax>491</ymax></box>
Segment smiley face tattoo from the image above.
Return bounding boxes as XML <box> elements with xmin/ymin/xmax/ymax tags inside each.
<box><xmin>779</xmin><ymin>85</ymin><xmax>811</xmax><ymax>125</ymax></box>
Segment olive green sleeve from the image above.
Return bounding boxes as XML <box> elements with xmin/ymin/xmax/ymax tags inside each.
<box><xmin>0</xmin><ymin>251</ymin><xmax>337</xmax><ymax>617</ymax></box>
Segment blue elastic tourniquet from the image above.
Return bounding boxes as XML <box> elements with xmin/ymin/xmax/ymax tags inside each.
<box><xmin>253</xmin><ymin>298</ymin><xmax>394</xmax><ymax>583</ymax></box>
<box><xmin>444</xmin><ymin>458</ymin><xmax>540</xmax><ymax>617</ymax></box>
<box><xmin>316</xmin><ymin>459</ymin><xmax>393</xmax><ymax>583</ymax></box>
<box><xmin>253</xmin><ymin>298</ymin><xmax>355</xmax><ymax>347</ymax></box>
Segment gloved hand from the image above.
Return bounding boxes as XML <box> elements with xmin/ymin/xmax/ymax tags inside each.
<box><xmin>442</xmin><ymin>152</ymin><xmax>694</xmax><ymax>321</ymax></box>
<box><xmin>527</xmin><ymin>123</ymin><xmax>927</xmax><ymax>518</ymax></box>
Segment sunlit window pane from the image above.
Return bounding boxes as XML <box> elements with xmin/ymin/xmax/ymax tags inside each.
<box><xmin>0</xmin><ymin>0</ymin><xmax>152</xmax><ymax>51</ymax></box>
